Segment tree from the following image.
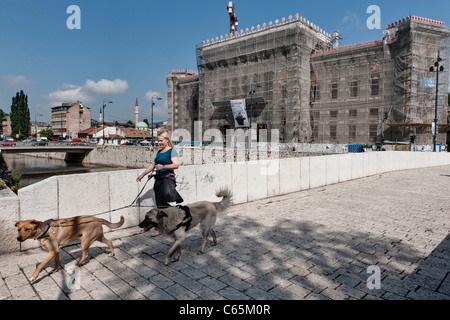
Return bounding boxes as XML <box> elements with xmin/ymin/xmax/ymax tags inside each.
<box><xmin>0</xmin><ymin>108</ymin><xmax>7</xmax><ymax>120</ymax></box>
<box><xmin>39</xmin><ymin>128</ymin><xmax>54</xmax><ymax>140</ymax></box>
<box><xmin>10</xmin><ymin>91</ymin><xmax>31</xmax><ymax>140</ymax></box>
<box><xmin>91</xmin><ymin>119</ymin><xmax>101</xmax><ymax>127</ymax></box>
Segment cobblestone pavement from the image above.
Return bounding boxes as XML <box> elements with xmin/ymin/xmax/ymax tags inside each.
<box><xmin>1</xmin><ymin>165</ymin><xmax>449</xmax><ymax>301</ymax></box>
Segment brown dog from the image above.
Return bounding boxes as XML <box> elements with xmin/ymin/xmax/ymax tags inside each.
<box><xmin>15</xmin><ymin>215</ymin><xmax>124</xmax><ymax>282</ymax></box>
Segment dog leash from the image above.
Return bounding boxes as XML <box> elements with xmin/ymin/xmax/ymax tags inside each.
<box><xmin>43</xmin><ymin>171</ymin><xmax>156</xmax><ymax>230</ymax></box>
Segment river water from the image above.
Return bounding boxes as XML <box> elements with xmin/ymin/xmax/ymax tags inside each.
<box><xmin>1</xmin><ymin>153</ymin><xmax>126</xmax><ymax>188</ymax></box>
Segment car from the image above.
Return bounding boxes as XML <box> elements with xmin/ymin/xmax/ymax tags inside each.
<box><xmin>32</xmin><ymin>141</ymin><xmax>48</xmax><ymax>146</ymax></box>
<box><xmin>1</xmin><ymin>140</ymin><xmax>16</xmax><ymax>147</ymax></box>
<box><xmin>121</xmin><ymin>142</ymin><xmax>138</xmax><ymax>146</ymax></box>
<box><xmin>72</xmin><ymin>138</ymin><xmax>82</xmax><ymax>145</ymax></box>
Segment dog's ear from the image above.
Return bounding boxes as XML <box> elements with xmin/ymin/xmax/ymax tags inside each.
<box><xmin>157</xmin><ymin>210</ymin><xmax>168</xmax><ymax>220</ymax></box>
<box><xmin>36</xmin><ymin>220</ymin><xmax>51</xmax><ymax>239</ymax></box>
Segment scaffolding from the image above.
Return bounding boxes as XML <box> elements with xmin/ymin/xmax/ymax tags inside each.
<box><xmin>309</xmin><ymin>16</ymin><xmax>450</xmax><ymax>144</ymax></box>
<box><xmin>171</xmin><ymin>15</ymin><xmax>450</xmax><ymax>145</ymax></box>
<box><xmin>196</xmin><ymin>14</ymin><xmax>331</xmax><ymax>143</ymax></box>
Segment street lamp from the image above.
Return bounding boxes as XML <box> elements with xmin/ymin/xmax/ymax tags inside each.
<box><xmin>429</xmin><ymin>51</ymin><xmax>445</xmax><ymax>152</ymax></box>
<box><xmin>102</xmin><ymin>99</ymin><xmax>113</xmax><ymax>145</ymax></box>
<box><xmin>35</xmin><ymin>113</ymin><xmax>43</xmax><ymax>138</ymax></box>
<box><xmin>151</xmin><ymin>96</ymin><xmax>162</xmax><ymax>144</ymax></box>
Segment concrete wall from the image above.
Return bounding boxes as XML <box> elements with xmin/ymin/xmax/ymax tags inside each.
<box><xmin>2</xmin><ymin>151</ymin><xmax>450</xmax><ymax>253</ymax></box>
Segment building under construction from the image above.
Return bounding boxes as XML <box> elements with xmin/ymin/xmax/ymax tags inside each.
<box><xmin>167</xmin><ymin>11</ymin><xmax>450</xmax><ymax>146</ymax></box>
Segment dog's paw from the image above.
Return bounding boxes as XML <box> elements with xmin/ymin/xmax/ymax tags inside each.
<box><xmin>29</xmin><ymin>276</ymin><xmax>36</xmax><ymax>283</ymax></box>
<box><xmin>197</xmin><ymin>250</ymin><xmax>204</xmax><ymax>255</ymax></box>
<box><xmin>164</xmin><ymin>259</ymin><xmax>170</xmax><ymax>266</ymax></box>
<box><xmin>51</xmin><ymin>268</ymin><xmax>59</xmax><ymax>274</ymax></box>
<box><xmin>108</xmin><ymin>253</ymin><xmax>115</xmax><ymax>257</ymax></box>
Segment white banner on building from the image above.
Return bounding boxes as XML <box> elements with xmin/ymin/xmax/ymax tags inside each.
<box><xmin>230</xmin><ymin>99</ymin><xmax>249</xmax><ymax>128</ymax></box>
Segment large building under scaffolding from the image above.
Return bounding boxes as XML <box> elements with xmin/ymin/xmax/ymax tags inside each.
<box><xmin>167</xmin><ymin>14</ymin><xmax>450</xmax><ymax>145</ymax></box>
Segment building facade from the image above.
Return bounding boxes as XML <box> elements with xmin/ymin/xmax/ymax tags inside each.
<box><xmin>51</xmin><ymin>101</ymin><xmax>91</xmax><ymax>139</ymax></box>
<box><xmin>168</xmin><ymin>14</ymin><xmax>450</xmax><ymax>146</ymax></box>
<box><xmin>1</xmin><ymin>115</ymin><xmax>12</xmax><ymax>138</ymax></box>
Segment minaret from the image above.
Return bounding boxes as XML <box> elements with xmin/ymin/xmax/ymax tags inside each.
<box><xmin>135</xmin><ymin>97</ymin><xmax>139</xmax><ymax>127</ymax></box>
<box><xmin>99</xmin><ymin>108</ymin><xmax>103</xmax><ymax>124</ymax></box>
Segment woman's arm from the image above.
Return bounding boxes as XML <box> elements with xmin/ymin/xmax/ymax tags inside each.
<box><xmin>154</xmin><ymin>157</ymin><xmax>179</xmax><ymax>171</ymax></box>
<box><xmin>136</xmin><ymin>161</ymin><xmax>156</xmax><ymax>182</ymax></box>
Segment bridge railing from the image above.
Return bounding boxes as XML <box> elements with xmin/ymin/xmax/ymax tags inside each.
<box><xmin>1</xmin><ymin>151</ymin><xmax>450</xmax><ymax>253</ymax></box>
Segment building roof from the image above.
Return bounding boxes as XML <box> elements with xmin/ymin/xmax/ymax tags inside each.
<box><xmin>125</xmin><ymin>127</ymin><xmax>152</xmax><ymax>138</ymax></box>
<box><xmin>78</xmin><ymin>126</ymin><xmax>101</xmax><ymax>135</ymax></box>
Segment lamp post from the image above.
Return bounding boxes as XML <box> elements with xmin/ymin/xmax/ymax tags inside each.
<box><xmin>102</xmin><ymin>99</ymin><xmax>113</xmax><ymax>145</ymax></box>
<box><xmin>35</xmin><ymin>113</ymin><xmax>43</xmax><ymax>138</ymax></box>
<box><xmin>151</xmin><ymin>96</ymin><xmax>162</xmax><ymax>144</ymax></box>
<box><xmin>429</xmin><ymin>51</ymin><xmax>445</xmax><ymax>152</ymax></box>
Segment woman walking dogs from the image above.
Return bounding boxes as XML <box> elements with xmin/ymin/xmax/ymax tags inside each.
<box><xmin>136</xmin><ymin>129</ymin><xmax>183</xmax><ymax>208</ymax></box>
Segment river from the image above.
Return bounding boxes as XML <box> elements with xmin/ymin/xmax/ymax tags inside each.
<box><xmin>1</xmin><ymin>153</ymin><xmax>126</xmax><ymax>188</ymax></box>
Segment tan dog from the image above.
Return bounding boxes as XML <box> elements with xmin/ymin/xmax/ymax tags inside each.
<box><xmin>139</xmin><ymin>188</ymin><xmax>232</xmax><ymax>265</ymax></box>
<box><xmin>15</xmin><ymin>215</ymin><xmax>124</xmax><ymax>282</ymax></box>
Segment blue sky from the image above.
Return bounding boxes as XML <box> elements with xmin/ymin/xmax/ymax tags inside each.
<box><xmin>1</xmin><ymin>0</ymin><xmax>449</xmax><ymax>123</ymax></box>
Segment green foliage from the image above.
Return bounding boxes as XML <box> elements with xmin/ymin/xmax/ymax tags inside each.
<box><xmin>39</xmin><ymin>128</ymin><xmax>54</xmax><ymax>140</ymax></box>
<box><xmin>11</xmin><ymin>170</ymin><xmax>21</xmax><ymax>193</ymax></box>
<box><xmin>10</xmin><ymin>90</ymin><xmax>31</xmax><ymax>140</ymax></box>
<box><xmin>91</xmin><ymin>119</ymin><xmax>101</xmax><ymax>127</ymax></box>
<box><xmin>0</xmin><ymin>108</ymin><xmax>8</xmax><ymax>120</ymax></box>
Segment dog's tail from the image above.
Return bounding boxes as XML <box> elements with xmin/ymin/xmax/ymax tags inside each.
<box><xmin>102</xmin><ymin>216</ymin><xmax>125</xmax><ymax>229</ymax></box>
<box><xmin>215</xmin><ymin>187</ymin><xmax>233</xmax><ymax>213</ymax></box>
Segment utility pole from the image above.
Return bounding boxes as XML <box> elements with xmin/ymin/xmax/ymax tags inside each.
<box><xmin>429</xmin><ymin>51</ymin><xmax>445</xmax><ymax>152</ymax></box>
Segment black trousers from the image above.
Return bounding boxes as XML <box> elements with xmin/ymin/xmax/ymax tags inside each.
<box><xmin>153</xmin><ymin>176</ymin><xmax>183</xmax><ymax>208</ymax></box>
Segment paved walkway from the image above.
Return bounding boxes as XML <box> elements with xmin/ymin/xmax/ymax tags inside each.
<box><xmin>1</xmin><ymin>165</ymin><xmax>449</xmax><ymax>301</ymax></box>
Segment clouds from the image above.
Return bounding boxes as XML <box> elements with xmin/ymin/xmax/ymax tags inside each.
<box><xmin>46</xmin><ymin>83</ymin><xmax>94</xmax><ymax>104</ymax></box>
<box><xmin>2</xmin><ymin>75</ymin><xmax>32</xmax><ymax>86</ymax></box>
<box><xmin>84</xmin><ymin>79</ymin><xmax>129</xmax><ymax>95</ymax></box>
<box><xmin>144</xmin><ymin>90</ymin><xmax>163</xmax><ymax>102</ymax></box>
<box><xmin>44</xmin><ymin>78</ymin><xmax>129</xmax><ymax>107</ymax></box>
<box><xmin>341</xmin><ymin>12</ymin><xmax>367</xmax><ymax>31</ymax></box>
<box><xmin>144</xmin><ymin>90</ymin><xmax>167</xmax><ymax>120</ymax></box>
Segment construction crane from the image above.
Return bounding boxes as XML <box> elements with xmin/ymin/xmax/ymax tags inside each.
<box><xmin>227</xmin><ymin>1</ymin><xmax>238</xmax><ymax>34</ymax></box>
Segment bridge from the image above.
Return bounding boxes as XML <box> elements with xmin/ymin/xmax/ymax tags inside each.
<box><xmin>0</xmin><ymin>145</ymin><xmax>94</xmax><ymax>162</ymax></box>
<box><xmin>0</xmin><ymin>145</ymin><xmax>94</xmax><ymax>154</ymax></box>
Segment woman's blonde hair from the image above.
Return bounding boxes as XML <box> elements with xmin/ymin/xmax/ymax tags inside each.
<box><xmin>157</xmin><ymin>129</ymin><xmax>174</xmax><ymax>148</ymax></box>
